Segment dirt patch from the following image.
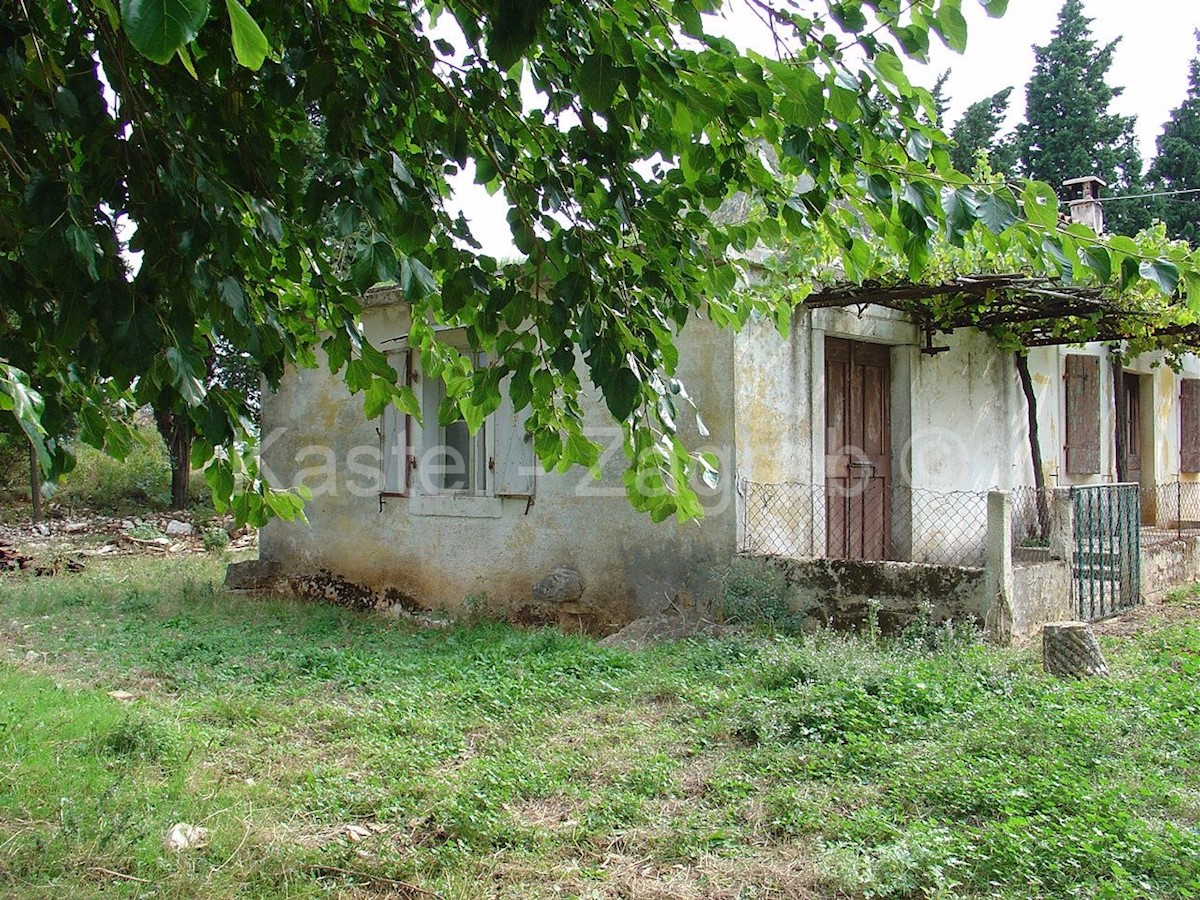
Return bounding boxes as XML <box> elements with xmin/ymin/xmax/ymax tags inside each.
<box><xmin>1092</xmin><ymin>594</ymin><xmax>1200</xmax><ymax>637</ymax></box>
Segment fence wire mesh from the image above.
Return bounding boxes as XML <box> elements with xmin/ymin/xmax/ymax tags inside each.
<box><xmin>1140</xmin><ymin>480</ymin><xmax>1200</xmax><ymax>547</ymax></box>
<box><xmin>1010</xmin><ymin>486</ymin><xmax>1055</xmax><ymax>550</ymax></box>
<box><xmin>740</xmin><ymin>481</ymin><xmax>989</xmax><ymax>567</ymax></box>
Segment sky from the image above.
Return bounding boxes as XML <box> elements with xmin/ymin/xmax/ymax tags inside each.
<box><xmin>453</xmin><ymin>0</ymin><xmax>1200</xmax><ymax>257</ymax></box>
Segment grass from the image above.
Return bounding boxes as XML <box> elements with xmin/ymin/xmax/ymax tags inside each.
<box><xmin>1</xmin><ymin>557</ymin><xmax>1199</xmax><ymax>898</ymax></box>
<box><xmin>50</xmin><ymin>427</ymin><xmax>212</xmax><ymax>514</ymax></box>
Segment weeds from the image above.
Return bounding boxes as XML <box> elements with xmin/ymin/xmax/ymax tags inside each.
<box><xmin>1</xmin><ymin>556</ymin><xmax>1199</xmax><ymax>898</ymax></box>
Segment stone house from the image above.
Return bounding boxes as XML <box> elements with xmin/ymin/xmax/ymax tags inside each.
<box><xmin>254</xmin><ymin>181</ymin><xmax>1200</xmax><ymax>636</ymax></box>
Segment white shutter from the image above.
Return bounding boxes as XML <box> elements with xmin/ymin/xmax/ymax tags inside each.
<box><xmin>493</xmin><ymin>385</ymin><xmax>535</xmax><ymax>497</ymax></box>
<box><xmin>380</xmin><ymin>350</ymin><xmax>409</xmax><ymax>493</ymax></box>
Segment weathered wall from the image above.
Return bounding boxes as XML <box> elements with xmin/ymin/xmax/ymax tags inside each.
<box><xmin>748</xmin><ymin>554</ymin><xmax>989</xmax><ymax>634</ymax></box>
<box><xmin>1142</xmin><ymin>536</ymin><xmax>1200</xmax><ymax>600</ymax></box>
<box><xmin>258</xmin><ymin>305</ymin><xmax>739</xmax><ymax>629</ymax></box>
<box><xmin>734</xmin><ymin>308</ymin><xmax>1032</xmax><ymax>564</ymax></box>
<box><xmin>1010</xmin><ymin>561</ymin><xmax>1073</xmax><ymax>643</ymax></box>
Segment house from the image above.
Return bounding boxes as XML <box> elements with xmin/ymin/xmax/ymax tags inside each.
<box><xmin>253</xmin><ymin>180</ymin><xmax>1200</xmax><ymax>637</ymax></box>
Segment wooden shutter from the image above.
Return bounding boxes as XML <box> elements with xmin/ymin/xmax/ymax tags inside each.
<box><xmin>493</xmin><ymin>384</ymin><xmax>535</xmax><ymax>497</ymax></box>
<box><xmin>1064</xmin><ymin>354</ymin><xmax>1100</xmax><ymax>474</ymax></box>
<box><xmin>380</xmin><ymin>351</ymin><xmax>410</xmax><ymax>493</ymax></box>
<box><xmin>1182</xmin><ymin>379</ymin><xmax>1200</xmax><ymax>473</ymax></box>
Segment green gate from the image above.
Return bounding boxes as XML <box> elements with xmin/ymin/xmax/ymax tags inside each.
<box><xmin>1071</xmin><ymin>484</ymin><xmax>1141</xmax><ymax>621</ymax></box>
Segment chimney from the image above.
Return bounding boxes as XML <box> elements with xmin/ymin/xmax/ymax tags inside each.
<box><xmin>1063</xmin><ymin>175</ymin><xmax>1106</xmax><ymax>234</ymax></box>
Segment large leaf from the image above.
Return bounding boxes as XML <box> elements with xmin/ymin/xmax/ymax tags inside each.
<box><xmin>976</xmin><ymin>189</ymin><xmax>1019</xmax><ymax>234</ymax></box>
<box><xmin>932</xmin><ymin>2</ymin><xmax>968</xmax><ymax>53</ymax></box>
<box><xmin>1140</xmin><ymin>259</ymin><xmax>1181</xmax><ymax>296</ymax></box>
<box><xmin>121</xmin><ymin>0</ymin><xmax>211</xmax><ymax>64</ymax></box>
<box><xmin>1020</xmin><ymin>181</ymin><xmax>1060</xmax><ymax>230</ymax></box>
<box><xmin>226</xmin><ymin>0</ymin><xmax>268</xmax><ymax>70</ymax></box>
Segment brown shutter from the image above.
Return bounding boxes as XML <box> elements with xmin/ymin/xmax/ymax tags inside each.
<box><xmin>1064</xmin><ymin>355</ymin><xmax>1100</xmax><ymax>474</ymax></box>
<box><xmin>1182</xmin><ymin>380</ymin><xmax>1200</xmax><ymax>473</ymax></box>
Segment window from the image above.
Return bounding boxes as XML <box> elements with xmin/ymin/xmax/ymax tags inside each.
<box><xmin>1064</xmin><ymin>354</ymin><xmax>1100</xmax><ymax>474</ymax></box>
<box><xmin>379</xmin><ymin>350</ymin><xmax>412</xmax><ymax>495</ymax></box>
<box><xmin>1182</xmin><ymin>379</ymin><xmax>1200</xmax><ymax>473</ymax></box>
<box><xmin>430</xmin><ymin>359</ymin><xmax>489</xmax><ymax>494</ymax></box>
<box><xmin>412</xmin><ymin>350</ymin><xmax>535</xmax><ymax>504</ymax></box>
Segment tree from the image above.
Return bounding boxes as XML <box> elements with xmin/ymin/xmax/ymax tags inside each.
<box><xmin>1</xmin><ymin>0</ymin><xmax>1197</xmax><ymax>525</ymax></box>
<box><xmin>1148</xmin><ymin>32</ymin><xmax>1200</xmax><ymax>244</ymax></box>
<box><xmin>1015</xmin><ymin>0</ymin><xmax>1148</xmax><ymax>235</ymax></box>
<box><xmin>949</xmin><ymin>87</ymin><xmax>1016</xmax><ymax>175</ymax></box>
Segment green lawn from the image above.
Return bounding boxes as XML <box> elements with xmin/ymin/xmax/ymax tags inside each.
<box><xmin>1</xmin><ymin>556</ymin><xmax>1199</xmax><ymax>898</ymax></box>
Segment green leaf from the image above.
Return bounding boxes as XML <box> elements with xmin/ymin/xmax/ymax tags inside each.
<box><xmin>1040</xmin><ymin>236</ymin><xmax>1071</xmax><ymax>281</ymax></box>
<box><xmin>941</xmin><ymin>186</ymin><xmax>978</xmax><ymax>243</ymax></box>
<box><xmin>578</xmin><ymin>52</ymin><xmax>619</xmax><ymax>110</ymax></box>
<box><xmin>121</xmin><ymin>0</ymin><xmax>211</xmax><ymax>65</ymax></box>
<box><xmin>1139</xmin><ymin>259</ymin><xmax>1181</xmax><ymax>296</ymax></box>
<box><xmin>349</xmin><ymin>240</ymin><xmax>399</xmax><ymax>292</ymax></box>
<box><xmin>976</xmin><ymin>189</ymin><xmax>1019</xmax><ymax>234</ymax></box>
<box><xmin>932</xmin><ymin>2</ymin><xmax>968</xmax><ymax>53</ymax></box>
<box><xmin>165</xmin><ymin>344</ymin><xmax>207</xmax><ymax>406</ymax></box>
<box><xmin>1079</xmin><ymin>246</ymin><xmax>1112</xmax><ymax>283</ymax></box>
<box><xmin>226</xmin><ymin>0</ymin><xmax>268</xmax><ymax>70</ymax></box>
<box><xmin>1020</xmin><ymin>181</ymin><xmax>1060</xmax><ymax>230</ymax></box>
<box><xmin>66</xmin><ymin>224</ymin><xmax>99</xmax><ymax>280</ymax></box>
<box><xmin>981</xmin><ymin>0</ymin><xmax>1008</xmax><ymax>16</ymax></box>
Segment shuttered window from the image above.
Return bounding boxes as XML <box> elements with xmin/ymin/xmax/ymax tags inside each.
<box><xmin>1064</xmin><ymin>354</ymin><xmax>1101</xmax><ymax>474</ymax></box>
<box><xmin>1182</xmin><ymin>379</ymin><xmax>1200</xmax><ymax>473</ymax></box>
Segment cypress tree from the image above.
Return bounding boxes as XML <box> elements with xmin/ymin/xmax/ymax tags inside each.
<box><xmin>1148</xmin><ymin>32</ymin><xmax>1200</xmax><ymax>244</ymax></box>
<box><xmin>1016</xmin><ymin>0</ymin><xmax>1147</xmax><ymax>235</ymax></box>
<box><xmin>950</xmin><ymin>87</ymin><xmax>1017</xmax><ymax>175</ymax></box>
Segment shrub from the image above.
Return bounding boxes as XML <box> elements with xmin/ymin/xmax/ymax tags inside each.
<box><xmin>56</xmin><ymin>428</ymin><xmax>171</xmax><ymax>510</ymax></box>
<box><xmin>719</xmin><ymin>557</ymin><xmax>797</xmax><ymax>631</ymax></box>
<box><xmin>202</xmin><ymin>527</ymin><xmax>231</xmax><ymax>553</ymax></box>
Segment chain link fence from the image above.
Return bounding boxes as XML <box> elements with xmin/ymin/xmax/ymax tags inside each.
<box><xmin>1010</xmin><ymin>485</ymin><xmax>1054</xmax><ymax>549</ymax></box>
<box><xmin>1141</xmin><ymin>480</ymin><xmax>1200</xmax><ymax>548</ymax></box>
<box><xmin>740</xmin><ymin>481</ymin><xmax>989</xmax><ymax>567</ymax></box>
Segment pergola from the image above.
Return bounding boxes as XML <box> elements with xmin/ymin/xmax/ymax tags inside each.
<box><xmin>801</xmin><ymin>274</ymin><xmax>1200</xmax><ymax>351</ymax></box>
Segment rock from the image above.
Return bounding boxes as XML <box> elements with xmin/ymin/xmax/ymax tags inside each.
<box><xmin>224</xmin><ymin>558</ymin><xmax>278</xmax><ymax>591</ymax></box>
<box><xmin>532</xmin><ymin>566</ymin><xmax>583</xmax><ymax>604</ymax></box>
<box><xmin>24</xmin><ymin>650</ymin><xmax>39</xmax><ymax>662</ymax></box>
<box><xmin>165</xmin><ymin>520</ymin><xmax>193</xmax><ymax>537</ymax></box>
<box><xmin>1042</xmin><ymin>620</ymin><xmax>1109</xmax><ymax>677</ymax></box>
<box><xmin>598</xmin><ymin>615</ymin><xmax>724</xmax><ymax>651</ymax></box>
<box><xmin>164</xmin><ymin>822</ymin><xmax>208</xmax><ymax>852</ymax></box>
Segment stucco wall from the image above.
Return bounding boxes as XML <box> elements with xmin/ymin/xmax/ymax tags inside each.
<box><xmin>1010</xmin><ymin>561</ymin><xmax>1073</xmax><ymax>644</ymax></box>
<box><xmin>258</xmin><ymin>306</ymin><xmax>739</xmax><ymax>628</ymax></box>
<box><xmin>1142</xmin><ymin>536</ymin><xmax>1200</xmax><ymax>600</ymax></box>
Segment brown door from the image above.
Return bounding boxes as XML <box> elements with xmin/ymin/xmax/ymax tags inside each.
<box><xmin>1120</xmin><ymin>374</ymin><xmax>1142</xmax><ymax>486</ymax></box>
<box><xmin>825</xmin><ymin>338</ymin><xmax>892</xmax><ymax>560</ymax></box>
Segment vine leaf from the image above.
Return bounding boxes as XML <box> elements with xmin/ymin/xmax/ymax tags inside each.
<box><xmin>226</xmin><ymin>0</ymin><xmax>268</xmax><ymax>70</ymax></box>
<box><xmin>121</xmin><ymin>0</ymin><xmax>211</xmax><ymax>64</ymax></box>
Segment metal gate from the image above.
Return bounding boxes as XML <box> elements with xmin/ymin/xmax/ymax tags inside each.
<box><xmin>1071</xmin><ymin>484</ymin><xmax>1141</xmax><ymax>620</ymax></box>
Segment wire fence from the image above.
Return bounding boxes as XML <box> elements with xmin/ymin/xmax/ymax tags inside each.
<box><xmin>1140</xmin><ymin>480</ymin><xmax>1200</xmax><ymax>547</ymax></box>
<box><xmin>740</xmin><ymin>481</ymin><xmax>989</xmax><ymax>567</ymax></box>
<box><xmin>742</xmin><ymin>479</ymin><xmax>1200</xmax><ymax>568</ymax></box>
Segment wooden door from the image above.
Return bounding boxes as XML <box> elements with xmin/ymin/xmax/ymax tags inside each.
<box><xmin>825</xmin><ymin>338</ymin><xmax>892</xmax><ymax>560</ymax></box>
<box><xmin>1120</xmin><ymin>375</ymin><xmax>1142</xmax><ymax>487</ymax></box>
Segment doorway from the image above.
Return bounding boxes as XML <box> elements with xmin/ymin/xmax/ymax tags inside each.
<box><xmin>825</xmin><ymin>338</ymin><xmax>892</xmax><ymax>560</ymax></box>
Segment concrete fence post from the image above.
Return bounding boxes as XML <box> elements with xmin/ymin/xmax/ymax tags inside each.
<box><xmin>1048</xmin><ymin>487</ymin><xmax>1076</xmax><ymax>614</ymax></box>
<box><xmin>984</xmin><ymin>490</ymin><xmax>1014</xmax><ymax>645</ymax></box>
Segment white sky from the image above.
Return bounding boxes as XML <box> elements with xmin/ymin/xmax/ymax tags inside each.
<box><xmin>454</xmin><ymin>0</ymin><xmax>1200</xmax><ymax>257</ymax></box>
